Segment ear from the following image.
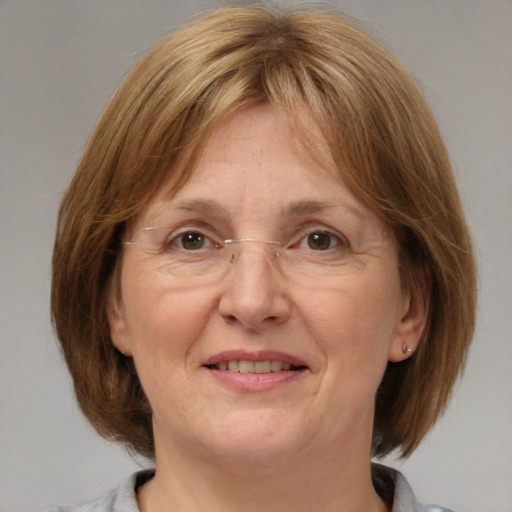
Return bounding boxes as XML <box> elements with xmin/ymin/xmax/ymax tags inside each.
<box><xmin>388</xmin><ymin>274</ymin><xmax>430</xmax><ymax>363</ymax></box>
<box><xmin>107</xmin><ymin>292</ymin><xmax>132</xmax><ymax>357</ymax></box>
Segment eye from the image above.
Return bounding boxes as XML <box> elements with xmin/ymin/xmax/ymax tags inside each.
<box><xmin>180</xmin><ymin>231</ymin><xmax>206</xmax><ymax>250</ymax></box>
<box><xmin>296</xmin><ymin>230</ymin><xmax>348</xmax><ymax>251</ymax></box>
<box><xmin>165</xmin><ymin>230</ymin><xmax>217</xmax><ymax>251</ymax></box>
<box><xmin>307</xmin><ymin>232</ymin><xmax>332</xmax><ymax>250</ymax></box>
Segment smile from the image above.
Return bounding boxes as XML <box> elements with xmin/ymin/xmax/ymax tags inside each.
<box><xmin>206</xmin><ymin>360</ymin><xmax>305</xmax><ymax>373</ymax></box>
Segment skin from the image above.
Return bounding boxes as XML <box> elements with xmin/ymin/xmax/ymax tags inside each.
<box><xmin>108</xmin><ymin>105</ymin><xmax>427</xmax><ymax>512</ymax></box>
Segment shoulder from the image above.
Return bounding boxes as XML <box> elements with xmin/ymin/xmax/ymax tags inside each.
<box><xmin>372</xmin><ymin>463</ymin><xmax>455</xmax><ymax>512</ymax></box>
<box><xmin>43</xmin><ymin>470</ymin><xmax>154</xmax><ymax>512</ymax></box>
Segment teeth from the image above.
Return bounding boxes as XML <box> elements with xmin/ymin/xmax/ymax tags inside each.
<box><xmin>215</xmin><ymin>360</ymin><xmax>296</xmax><ymax>373</ymax></box>
<box><xmin>239</xmin><ymin>360</ymin><xmax>254</xmax><ymax>373</ymax></box>
<box><xmin>270</xmin><ymin>360</ymin><xmax>283</xmax><ymax>372</ymax></box>
<box><xmin>227</xmin><ymin>360</ymin><xmax>239</xmax><ymax>372</ymax></box>
<box><xmin>255</xmin><ymin>361</ymin><xmax>271</xmax><ymax>373</ymax></box>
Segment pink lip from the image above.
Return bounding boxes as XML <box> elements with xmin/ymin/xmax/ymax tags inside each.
<box><xmin>207</xmin><ymin>369</ymin><xmax>306</xmax><ymax>391</ymax></box>
<box><xmin>203</xmin><ymin>350</ymin><xmax>307</xmax><ymax>367</ymax></box>
<box><xmin>202</xmin><ymin>350</ymin><xmax>309</xmax><ymax>392</ymax></box>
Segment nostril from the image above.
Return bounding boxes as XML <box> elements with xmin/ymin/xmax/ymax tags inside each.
<box><xmin>223</xmin><ymin>314</ymin><xmax>237</xmax><ymax>324</ymax></box>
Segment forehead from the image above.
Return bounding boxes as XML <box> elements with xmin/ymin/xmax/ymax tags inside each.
<box><xmin>142</xmin><ymin>105</ymin><xmax>374</xmax><ymax>221</ymax></box>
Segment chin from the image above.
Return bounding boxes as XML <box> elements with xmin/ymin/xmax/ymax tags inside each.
<box><xmin>197</xmin><ymin>410</ymin><xmax>313</xmax><ymax>465</ymax></box>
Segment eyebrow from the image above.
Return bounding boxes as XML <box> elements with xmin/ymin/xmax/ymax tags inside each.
<box><xmin>173</xmin><ymin>199</ymin><xmax>230</xmax><ymax>216</ymax></box>
<box><xmin>146</xmin><ymin>198</ymin><xmax>365</xmax><ymax>224</ymax></box>
<box><xmin>145</xmin><ymin>199</ymin><xmax>230</xmax><ymax>225</ymax></box>
<box><xmin>283</xmin><ymin>199</ymin><xmax>365</xmax><ymax>219</ymax></box>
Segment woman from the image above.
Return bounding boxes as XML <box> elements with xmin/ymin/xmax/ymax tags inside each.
<box><xmin>50</xmin><ymin>5</ymin><xmax>476</xmax><ymax>511</ymax></box>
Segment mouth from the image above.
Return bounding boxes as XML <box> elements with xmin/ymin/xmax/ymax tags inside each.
<box><xmin>205</xmin><ymin>360</ymin><xmax>307</xmax><ymax>373</ymax></box>
<box><xmin>203</xmin><ymin>350</ymin><xmax>309</xmax><ymax>374</ymax></box>
<box><xmin>202</xmin><ymin>351</ymin><xmax>308</xmax><ymax>391</ymax></box>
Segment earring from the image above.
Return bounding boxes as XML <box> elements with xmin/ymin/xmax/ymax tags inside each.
<box><xmin>402</xmin><ymin>343</ymin><xmax>413</xmax><ymax>355</ymax></box>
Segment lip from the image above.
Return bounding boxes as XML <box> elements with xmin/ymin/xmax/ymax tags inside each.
<box><xmin>203</xmin><ymin>350</ymin><xmax>307</xmax><ymax>367</ymax></box>
<box><xmin>202</xmin><ymin>350</ymin><xmax>309</xmax><ymax>392</ymax></box>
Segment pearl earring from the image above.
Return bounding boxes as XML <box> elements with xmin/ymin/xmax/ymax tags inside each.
<box><xmin>402</xmin><ymin>343</ymin><xmax>413</xmax><ymax>355</ymax></box>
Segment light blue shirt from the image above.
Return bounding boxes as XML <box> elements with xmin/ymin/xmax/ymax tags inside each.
<box><xmin>45</xmin><ymin>465</ymin><xmax>453</xmax><ymax>512</ymax></box>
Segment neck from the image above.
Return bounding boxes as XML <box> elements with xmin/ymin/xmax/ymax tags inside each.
<box><xmin>137</xmin><ymin>435</ymin><xmax>389</xmax><ymax>512</ymax></box>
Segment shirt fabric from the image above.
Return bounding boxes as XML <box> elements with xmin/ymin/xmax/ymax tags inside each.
<box><xmin>45</xmin><ymin>464</ymin><xmax>453</xmax><ymax>512</ymax></box>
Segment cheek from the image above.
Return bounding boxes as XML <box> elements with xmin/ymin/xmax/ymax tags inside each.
<box><xmin>120</xmin><ymin>282</ymin><xmax>218</xmax><ymax>413</ymax></box>
<box><xmin>121</xmin><ymin>269</ymin><xmax>214</xmax><ymax>361</ymax></box>
<box><xmin>295</xmin><ymin>273</ymin><xmax>402</xmax><ymax>365</ymax></box>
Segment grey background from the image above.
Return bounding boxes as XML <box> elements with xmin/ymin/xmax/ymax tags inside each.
<box><xmin>1</xmin><ymin>1</ymin><xmax>511</xmax><ymax>511</ymax></box>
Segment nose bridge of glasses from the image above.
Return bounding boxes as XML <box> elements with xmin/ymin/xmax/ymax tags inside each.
<box><xmin>223</xmin><ymin>238</ymin><xmax>281</xmax><ymax>261</ymax></box>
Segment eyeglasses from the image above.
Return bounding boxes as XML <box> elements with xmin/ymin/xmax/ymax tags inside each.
<box><xmin>123</xmin><ymin>225</ymin><xmax>384</xmax><ymax>284</ymax></box>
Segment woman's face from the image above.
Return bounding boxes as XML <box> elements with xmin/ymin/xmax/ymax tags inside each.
<box><xmin>109</xmin><ymin>105</ymin><xmax>423</xmax><ymax>466</ymax></box>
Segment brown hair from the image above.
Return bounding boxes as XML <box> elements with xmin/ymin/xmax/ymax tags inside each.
<box><xmin>51</xmin><ymin>4</ymin><xmax>477</xmax><ymax>459</ymax></box>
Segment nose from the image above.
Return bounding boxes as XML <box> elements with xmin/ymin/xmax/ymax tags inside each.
<box><xmin>218</xmin><ymin>246</ymin><xmax>291</xmax><ymax>330</ymax></box>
